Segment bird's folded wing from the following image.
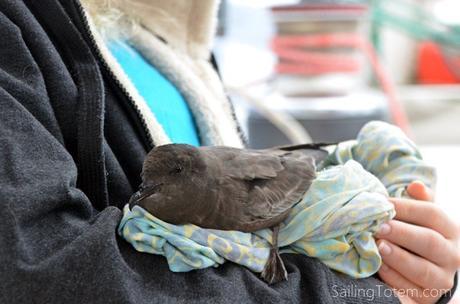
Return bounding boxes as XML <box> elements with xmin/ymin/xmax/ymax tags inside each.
<box><xmin>206</xmin><ymin>147</ymin><xmax>285</xmax><ymax>180</ymax></box>
<box><xmin>208</xmin><ymin>147</ymin><xmax>316</xmax><ymax>223</ymax></box>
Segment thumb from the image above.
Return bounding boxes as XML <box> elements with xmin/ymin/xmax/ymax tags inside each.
<box><xmin>406</xmin><ymin>181</ymin><xmax>434</xmax><ymax>202</ymax></box>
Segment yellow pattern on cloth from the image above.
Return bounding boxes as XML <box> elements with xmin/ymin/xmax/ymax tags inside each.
<box><xmin>118</xmin><ymin>121</ymin><xmax>436</xmax><ymax>278</ymax></box>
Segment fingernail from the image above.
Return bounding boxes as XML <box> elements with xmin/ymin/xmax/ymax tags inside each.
<box><xmin>377</xmin><ymin>223</ymin><xmax>391</xmax><ymax>235</ymax></box>
<box><xmin>380</xmin><ymin>263</ymin><xmax>389</xmax><ymax>272</ymax></box>
<box><xmin>378</xmin><ymin>241</ymin><xmax>392</xmax><ymax>256</ymax></box>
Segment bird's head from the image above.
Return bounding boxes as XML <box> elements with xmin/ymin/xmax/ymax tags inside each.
<box><xmin>129</xmin><ymin>144</ymin><xmax>208</xmax><ymax>222</ymax></box>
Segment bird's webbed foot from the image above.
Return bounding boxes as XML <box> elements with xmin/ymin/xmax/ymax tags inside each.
<box><xmin>260</xmin><ymin>225</ymin><xmax>288</xmax><ymax>284</ymax></box>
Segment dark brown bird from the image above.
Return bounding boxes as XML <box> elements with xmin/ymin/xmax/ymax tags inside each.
<box><xmin>129</xmin><ymin>143</ymin><xmax>328</xmax><ymax>284</ymax></box>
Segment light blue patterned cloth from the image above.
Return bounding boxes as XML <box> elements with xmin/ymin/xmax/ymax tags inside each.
<box><xmin>118</xmin><ymin>121</ymin><xmax>436</xmax><ymax>278</ymax></box>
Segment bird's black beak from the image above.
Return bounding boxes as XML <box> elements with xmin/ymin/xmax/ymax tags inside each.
<box><xmin>129</xmin><ymin>183</ymin><xmax>163</xmax><ymax>209</ymax></box>
<box><xmin>129</xmin><ymin>190</ymin><xmax>142</xmax><ymax>209</ymax></box>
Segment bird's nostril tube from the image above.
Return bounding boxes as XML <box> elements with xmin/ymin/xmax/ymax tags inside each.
<box><xmin>129</xmin><ymin>191</ymin><xmax>141</xmax><ymax>208</ymax></box>
<box><xmin>129</xmin><ymin>183</ymin><xmax>163</xmax><ymax>209</ymax></box>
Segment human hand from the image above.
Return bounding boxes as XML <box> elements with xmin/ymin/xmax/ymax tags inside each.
<box><xmin>375</xmin><ymin>181</ymin><xmax>460</xmax><ymax>304</ymax></box>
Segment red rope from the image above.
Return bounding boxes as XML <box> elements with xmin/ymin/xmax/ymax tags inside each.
<box><xmin>271</xmin><ymin>33</ymin><xmax>411</xmax><ymax>134</ymax></box>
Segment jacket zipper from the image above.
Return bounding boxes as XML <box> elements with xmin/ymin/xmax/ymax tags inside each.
<box><xmin>72</xmin><ymin>0</ymin><xmax>154</xmax><ymax>151</ymax></box>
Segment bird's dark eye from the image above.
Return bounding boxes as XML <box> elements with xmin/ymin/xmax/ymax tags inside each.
<box><xmin>170</xmin><ymin>165</ymin><xmax>183</xmax><ymax>175</ymax></box>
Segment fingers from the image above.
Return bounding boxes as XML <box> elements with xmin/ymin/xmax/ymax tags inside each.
<box><xmin>406</xmin><ymin>181</ymin><xmax>434</xmax><ymax>202</ymax></box>
<box><xmin>389</xmin><ymin>198</ymin><xmax>458</xmax><ymax>239</ymax></box>
<box><xmin>381</xmin><ymin>182</ymin><xmax>460</xmax><ymax>304</ymax></box>
<box><xmin>378</xmin><ymin>264</ymin><xmax>438</xmax><ymax>304</ymax></box>
<box><xmin>375</xmin><ymin>220</ymin><xmax>456</xmax><ymax>267</ymax></box>
<box><xmin>377</xmin><ymin>240</ymin><xmax>453</xmax><ymax>292</ymax></box>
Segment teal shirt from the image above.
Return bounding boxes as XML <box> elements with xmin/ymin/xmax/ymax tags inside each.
<box><xmin>109</xmin><ymin>41</ymin><xmax>201</xmax><ymax>146</ymax></box>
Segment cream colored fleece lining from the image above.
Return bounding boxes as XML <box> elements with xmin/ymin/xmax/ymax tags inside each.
<box><xmin>133</xmin><ymin>0</ymin><xmax>218</xmax><ymax>60</ymax></box>
<box><xmin>81</xmin><ymin>0</ymin><xmax>243</xmax><ymax>147</ymax></box>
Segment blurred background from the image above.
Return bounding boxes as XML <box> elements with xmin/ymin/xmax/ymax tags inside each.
<box><xmin>213</xmin><ymin>0</ymin><xmax>460</xmax><ymax>245</ymax></box>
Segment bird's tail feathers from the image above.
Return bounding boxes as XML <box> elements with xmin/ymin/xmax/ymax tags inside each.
<box><xmin>276</xmin><ymin>143</ymin><xmax>334</xmax><ymax>166</ymax></box>
<box><xmin>275</xmin><ymin>142</ymin><xmax>336</xmax><ymax>151</ymax></box>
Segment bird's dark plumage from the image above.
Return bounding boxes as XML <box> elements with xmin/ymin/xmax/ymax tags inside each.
<box><xmin>130</xmin><ymin>143</ymin><xmax>328</xmax><ymax>284</ymax></box>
